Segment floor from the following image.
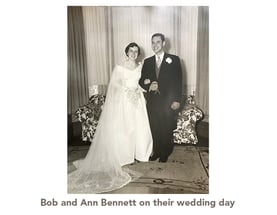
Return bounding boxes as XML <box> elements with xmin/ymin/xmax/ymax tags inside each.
<box><xmin>68</xmin><ymin>121</ymin><xmax>209</xmax><ymax>194</ymax></box>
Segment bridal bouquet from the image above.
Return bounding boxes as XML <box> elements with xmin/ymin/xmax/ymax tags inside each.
<box><xmin>125</xmin><ymin>87</ymin><xmax>141</xmax><ymax>106</ymax></box>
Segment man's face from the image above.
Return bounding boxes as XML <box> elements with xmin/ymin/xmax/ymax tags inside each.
<box><xmin>151</xmin><ymin>36</ymin><xmax>165</xmax><ymax>55</ymax></box>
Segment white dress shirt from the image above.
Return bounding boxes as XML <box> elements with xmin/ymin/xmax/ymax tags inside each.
<box><xmin>155</xmin><ymin>52</ymin><xmax>165</xmax><ymax>65</ymax></box>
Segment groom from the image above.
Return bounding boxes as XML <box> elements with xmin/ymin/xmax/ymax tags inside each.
<box><xmin>139</xmin><ymin>33</ymin><xmax>182</xmax><ymax>162</ymax></box>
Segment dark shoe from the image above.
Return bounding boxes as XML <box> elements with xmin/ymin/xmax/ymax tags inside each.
<box><xmin>159</xmin><ymin>157</ymin><xmax>168</xmax><ymax>163</ymax></box>
<box><xmin>149</xmin><ymin>154</ymin><xmax>160</xmax><ymax>161</ymax></box>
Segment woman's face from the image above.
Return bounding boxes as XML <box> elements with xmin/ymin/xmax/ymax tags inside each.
<box><xmin>127</xmin><ymin>46</ymin><xmax>139</xmax><ymax>61</ymax></box>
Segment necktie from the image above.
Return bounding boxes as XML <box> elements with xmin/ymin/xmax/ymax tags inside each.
<box><xmin>156</xmin><ymin>56</ymin><xmax>161</xmax><ymax>68</ymax></box>
<box><xmin>156</xmin><ymin>56</ymin><xmax>161</xmax><ymax>78</ymax></box>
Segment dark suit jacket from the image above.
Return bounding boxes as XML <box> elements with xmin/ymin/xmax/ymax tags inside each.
<box><xmin>139</xmin><ymin>53</ymin><xmax>182</xmax><ymax>108</ymax></box>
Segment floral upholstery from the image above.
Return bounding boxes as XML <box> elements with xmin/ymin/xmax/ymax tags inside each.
<box><xmin>173</xmin><ymin>95</ymin><xmax>203</xmax><ymax>145</ymax></box>
<box><xmin>75</xmin><ymin>94</ymin><xmax>203</xmax><ymax>145</ymax></box>
<box><xmin>75</xmin><ymin>94</ymin><xmax>105</xmax><ymax>142</ymax></box>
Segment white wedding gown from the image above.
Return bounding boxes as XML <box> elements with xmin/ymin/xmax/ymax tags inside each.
<box><xmin>68</xmin><ymin>64</ymin><xmax>153</xmax><ymax>194</ymax></box>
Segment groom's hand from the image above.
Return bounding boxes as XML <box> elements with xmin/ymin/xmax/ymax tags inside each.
<box><xmin>149</xmin><ymin>81</ymin><xmax>159</xmax><ymax>93</ymax></box>
<box><xmin>171</xmin><ymin>101</ymin><xmax>180</xmax><ymax>110</ymax></box>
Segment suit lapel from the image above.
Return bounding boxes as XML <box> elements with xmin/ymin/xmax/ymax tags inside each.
<box><xmin>150</xmin><ymin>55</ymin><xmax>157</xmax><ymax>79</ymax></box>
<box><xmin>161</xmin><ymin>53</ymin><xmax>168</xmax><ymax>69</ymax></box>
<box><xmin>150</xmin><ymin>53</ymin><xmax>168</xmax><ymax>80</ymax></box>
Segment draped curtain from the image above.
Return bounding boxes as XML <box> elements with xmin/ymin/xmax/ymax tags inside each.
<box><xmin>179</xmin><ymin>6</ymin><xmax>199</xmax><ymax>95</ymax></box>
<box><xmin>82</xmin><ymin>7</ymin><xmax>112</xmax><ymax>95</ymax></box>
<box><xmin>67</xmin><ymin>6</ymin><xmax>89</xmax><ymax>115</ymax></box>
<box><xmin>196</xmin><ymin>6</ymin><xmax>209</xmax><ymax>121</ymax></box>
<box><xmin>70</xmin><ymin>6</ymin><xmax>209</xmax><ymax>120</ymax></box>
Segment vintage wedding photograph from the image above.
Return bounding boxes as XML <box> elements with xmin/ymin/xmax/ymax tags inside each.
<box><xmin>67</xmin><ymin>6</ymin><xmax>209</xmax><ymax>194</ymax></box>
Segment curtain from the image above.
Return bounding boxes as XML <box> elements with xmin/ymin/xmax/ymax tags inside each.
<box><xmin>179</xmin><ymin>6</ymin><xmax>199</xmax><ymax>95</ymax></box>
<box><xmin>82</xmin><ymin>6</ymin><xmax>195</xmax><ymax>94</ymax></box>
<box><xmin>81</xmin><ymin>6</ymin><xmax>209</xmax><ymax>118</ymax></box>
<box><xmin>67</xmin><ymin>6</ymin><xmax>89</xmax><ymax>115</ymax></box>
<box><xmin>82</xmin><ymin>6</ymin><xmax>111</xmax><ymax>95</ymax></box>
<box><xmin>196</xmin><ymin>6</ymin><xmax>209</xmax><ymax>121</ymax></box>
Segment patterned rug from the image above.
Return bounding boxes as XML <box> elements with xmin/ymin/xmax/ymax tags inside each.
<box><xmin>68</xmin><ymin>145</ymin><xmax>209</xmax><ymax>194</ymax></box>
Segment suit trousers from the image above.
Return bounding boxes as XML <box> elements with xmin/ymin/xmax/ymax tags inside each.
<box><xmin>146</xmin><ymin>93</ymin><xmax>177</xmax><ymax>159</ymax></box>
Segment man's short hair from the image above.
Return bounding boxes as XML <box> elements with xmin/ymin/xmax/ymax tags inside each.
<box><xmin>151</xmin><ymin>33</ymin><xmax>165</xmax><ymax>42</ymax></box>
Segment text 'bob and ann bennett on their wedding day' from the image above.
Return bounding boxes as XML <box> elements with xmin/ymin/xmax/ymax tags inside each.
<box><xmin>40</xmin><ymin>198</ymin><xmax>235</xmax><ymax>208</ymax></box>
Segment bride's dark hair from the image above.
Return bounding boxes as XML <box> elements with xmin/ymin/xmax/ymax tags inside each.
<box><xmin>125</xmin><ymin>42</ymin><xmax>140</xmax><ymax>56</ymax></box>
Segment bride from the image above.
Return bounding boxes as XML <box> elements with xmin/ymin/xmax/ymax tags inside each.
<box><xmin>68</xmin><ymin>42</ymin><xmax>153</xmax><ymax>194</ymax></box>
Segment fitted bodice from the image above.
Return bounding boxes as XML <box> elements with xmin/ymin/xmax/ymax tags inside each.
<box><xmin>116</xmin><ymin>64</ymin><xmax>142</xmax><ymax>89</ymax></box>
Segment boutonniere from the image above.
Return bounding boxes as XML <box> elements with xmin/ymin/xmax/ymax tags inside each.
<box><xmin>165</xmin><ymin>57</ymin><xmax>172</xmax><ymax>64</ymax></box>
<box><xmin>144</xmin><ymin>79</ymin><xmax>151</xmax><ymax>85</ymax></box>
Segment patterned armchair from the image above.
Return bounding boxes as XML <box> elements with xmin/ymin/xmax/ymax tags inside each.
<box><xmin>173</xmin><ymin>95</ymin><xmax>204</xmax><ymax>145</ymax></box>
<box><xmin>75</xmin><ymin>94</ymin><xmax>105</xmax><ymax>142</ymax></box>
<box><xmin>75</xmin><ymin>94</ymin><xmax>203</xmax><ymax>145</ymax></box>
